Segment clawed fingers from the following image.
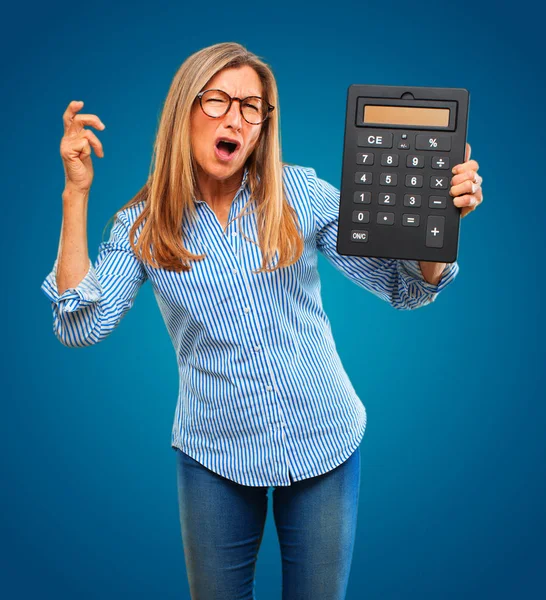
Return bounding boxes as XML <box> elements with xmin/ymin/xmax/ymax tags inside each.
<box><xmin>63</xmin><ymin>100</ymin><xmax>106</xmax><ymax>135</ymax></box>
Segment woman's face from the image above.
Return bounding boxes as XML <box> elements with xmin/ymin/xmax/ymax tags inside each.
<box><xmin>190</xmin><ymin>65</ymin><xmax>264</xmax><ymax>183</ymax></box>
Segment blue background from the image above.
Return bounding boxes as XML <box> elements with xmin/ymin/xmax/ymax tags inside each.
<box><xmin>3</xmin><ymin>0</ymin><xmax>544</xmax><ymax>598</ymax></box>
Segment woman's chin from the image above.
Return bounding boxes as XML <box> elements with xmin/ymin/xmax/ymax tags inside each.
<box><xmin>199</xmin><ymin>160</ymin><xmax>240</xmax><ymax>180</ymax></box>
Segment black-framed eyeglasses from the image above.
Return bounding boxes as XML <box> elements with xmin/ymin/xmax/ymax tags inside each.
<box><xmin>196</xmin><ymin>89</ymin><xmax>274</xmax><ymax>125</ymax></box>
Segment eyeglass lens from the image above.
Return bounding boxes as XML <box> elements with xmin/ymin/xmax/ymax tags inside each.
<box><xmin>200</xmin><ymin>90</ymin><xmax>267</xmax><ymax>124</ymax></box>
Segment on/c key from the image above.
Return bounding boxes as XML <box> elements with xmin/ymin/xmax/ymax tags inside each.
<box><xmin>426</xmin><ymin>215</ymin><xmax>445</xmax><ymax>248</ymax></box>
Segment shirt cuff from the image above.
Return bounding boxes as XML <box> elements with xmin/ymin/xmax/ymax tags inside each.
<box><xmin>40</xmin><ymin>257</ymin><xmax>103</xmax><ymax>310</ymax></box>
<box><xmin>398</xmin><ymin>259</ymin><xmax>459</xmax><ymax>295</ymax></box>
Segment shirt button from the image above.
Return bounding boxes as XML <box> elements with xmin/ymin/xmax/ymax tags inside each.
<box><xmin>244</xmin><ymin>306</ymin><xmax>250</xmax><ymax>313</ymax></box>
<box><xmin>266</xmin><ymin>385</ymin><xmax>272</xmax><ymax>391</ymax></box>
<box><xmin>232</xmin><ymin>268</ymin><xmax>238</xmax><ymax>275</ymax></box>
<box><xmin>254</xmin><ymin>345</ymin><xmax>261</xmax><ymax>352</ymax></box>
<box><xmin>232</xmin><ymin>231</ymin><xmax>237</xmax><ymax>236</ymax></box>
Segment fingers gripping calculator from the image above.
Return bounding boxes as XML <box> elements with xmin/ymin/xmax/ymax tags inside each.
<box><xmin>337</xmin><ymin>84</ymin><xmax>469</xmax><ymax>263</ymax></box>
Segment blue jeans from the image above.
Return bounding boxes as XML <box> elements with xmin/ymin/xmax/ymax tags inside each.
<box><xmin>175</xmin><ymin>445</ymin><xmax>361</xmax><ymax>599</ymax></box>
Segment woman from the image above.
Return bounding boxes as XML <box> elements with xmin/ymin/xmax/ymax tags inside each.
<box><xmin>41</xmin><ymin>42</ymin><xmax>483</xmax><ymax>599</ymax></box>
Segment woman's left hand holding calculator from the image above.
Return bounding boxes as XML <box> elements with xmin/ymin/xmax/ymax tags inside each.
<box><xmin>419</xmin><ymin>142</ymin><xmax>483</xmax><ymax>284</ymax></box>
<box><xmin>449</xmin><ymin>143</ymin><xmax>483</xmax><ymax>218</ymax></box>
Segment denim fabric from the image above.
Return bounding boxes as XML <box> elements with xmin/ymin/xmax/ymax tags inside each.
<box><xmin>175</xmin><ymin>445</ymin><xmax>361</xmax><ymax>599</ymax></box>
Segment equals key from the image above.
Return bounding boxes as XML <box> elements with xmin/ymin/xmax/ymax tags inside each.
<box><xmin>403</xmin><ymin>214</ymin><xmax>420</xmax><ymax>227</ymax></box>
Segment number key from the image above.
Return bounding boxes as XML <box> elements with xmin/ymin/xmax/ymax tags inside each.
<box><xmin>406</xmin><ymin>155</ymin><xmax>424</xmax><ymax>168</ymax></box>
<box><xmin>352</xmin><ymin>210</ymin><xmax>370</xmax><ymax>223</ymax></box>
<box><xmin>404</xmin><ymin>194</ymin><xmax>422</xmax><ymax>207</ymax></box>
<box><xmin>354</xmin><ymin>191</ymin><xmax>371</xmax><ymax>204</ymax></box>
<box><xmin>380</xmin><ymin>173</ymin><xmax>398</xmax><ymax>186</ymax></box>
<box><xmin>405</xmin><ymin>174</ymin><xmax>423</xmax><ymax>188</ymax></box>
<box><xmin>379</xmin><ymin>193</ymin><xmax>396</xmax><ymax>205</ymax></box>
<box><xmin>381</xmin><ymin>153</ymin><xmax>399</xmax><ymax>166</ymax></box>
<box><xmin>357</xmin><ymin>153</ymin><xmax>374</xmax><ymax>165</ymax></box>
<box><xmin>355</xmin><ymin>171</ymin><xmax>373</xmax><ymax>184</ymax></box>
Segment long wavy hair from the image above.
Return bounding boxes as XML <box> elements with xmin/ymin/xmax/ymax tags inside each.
<box><xmin>103</xmin><ymin>42</ymin><xmax>304</xmax><ymax>274</ymax></box>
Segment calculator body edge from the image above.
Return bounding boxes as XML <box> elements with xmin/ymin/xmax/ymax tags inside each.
<box><xmin>336</xmin><ymin>84</ymin><xmax>470</xmax><ymax>264</ymax></box>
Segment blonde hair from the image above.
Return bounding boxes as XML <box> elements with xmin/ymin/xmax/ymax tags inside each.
<box><xmin>104</xmin><ymin>42</ymin><xmax>304</xmax><ymax>274</ymax></box>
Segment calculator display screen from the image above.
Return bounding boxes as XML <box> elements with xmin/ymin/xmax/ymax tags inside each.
<box><xmin>364</xmin><ymin>105</ymin><xmax>450</xmax><ymax>127</ymax></box>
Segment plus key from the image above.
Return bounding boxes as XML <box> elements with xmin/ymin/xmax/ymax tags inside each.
<box><xmin>425</xmin><ymin>215</ymin><xmax>445</xmax><ymax>248</ymax></box>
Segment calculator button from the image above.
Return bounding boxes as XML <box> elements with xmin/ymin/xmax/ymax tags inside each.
<box><xmin>354</xmin><ymin>191</ymin><xmax>371</xmax><ymax>204</ymax></box>
<box><xmin>377</xmin><ymin>212</ymin><xmax>395</xmax><ymax>225</ymax></box>
<box><xmin>415</xmin><ymin>134</ymin><xmax>451</xmax><ymax>151</ymax></box>
<box><xmin>402</xmin><ymin>214</ymin><xmax>420</xmax><ymax>227</ymax></box>
<box><xmin>406</xmin><ymin>174</ymin><xmax>423</xmax><ymax>188</ymax></box>
<box><xmin>432</xmin><ymin>156</ymin><xmax>450</xmax><ymax>169</ymax></box>
<box><xmin>357</xmin><ymin>152</ymin><xmax>374</xmax><ymax>165</ymax></box>
<box><xmin>357</xmin><ymin>132</ymin><xmax>393</xmax><ymax>148</ymax></box>
<box><xmin>430</xmin><ymin>176</ymin><xmax>449</xmax><ymax>189</ymax></box>
<box><xmin>352</xmin><ymin>210</ymin><xmax>370</xmax><ymax>223</ymax></box>
<box><xmin>406</xmin><ymin>155</ymin><xmax>424</xmax><ymax>168</ymax></box>
<box><xmin>425</xmin><ymin>216</ymin><xmax>445</xmax><ymax>248</ymax></box>
<box><xmin>379</xmin><ymin>193</ymin><xmax>396</xmax><ymax>205</ymax></box>
<box><xmin>355</xmin><ymin>171</ymin><xmax>373</xmax><ymax>184</ymax></box>
<box><xmin>397</xmin><ymin>141</ymin><xmax>410</xmax><ymax>150</ymax></box>
<box><xmin>404</xmin><ymin>194</ymin><xmax>422</xmax><ymax>207</ymax></box>
<box><xmin>381</xmin><ymin>153</ymin><xmax>399</xmax><ymax>166</ymax></box>
<box><xmin>380</xmin><ymin>173</ymin><xmax>398</xmax><ymax>186</ymax></box>
<box><xmin>429</xmin><ymin>195</ymin><xmax>447</xmax><ymax>209</ymax></box>
<box><xmin>351</xmin><ymin>230</ymin><xmax>369</xmax><ymax>242</ymax></box>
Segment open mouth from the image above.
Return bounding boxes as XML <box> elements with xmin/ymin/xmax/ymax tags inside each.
<box><xmin>215</xmin><ymin>139</ymin><xmax>239</xmax><ymax>159</ymax></box>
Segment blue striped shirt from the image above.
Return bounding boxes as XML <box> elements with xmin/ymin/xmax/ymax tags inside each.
<box><xmin>41</xmin><ymin>164</ymin><xmax>459</xmax><ymax>486</ymax></box>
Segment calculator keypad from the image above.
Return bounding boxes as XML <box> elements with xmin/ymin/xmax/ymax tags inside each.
<box><xmin>352</xmin><ymin>130</ymin><xmax>453</xmax><ymax>249</ymax></box>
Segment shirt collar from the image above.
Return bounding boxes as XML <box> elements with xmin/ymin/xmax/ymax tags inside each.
<box><xmin>193</xmin><ymin>165</ymin><xmax>249</xmax><ymax>205</ymax></box>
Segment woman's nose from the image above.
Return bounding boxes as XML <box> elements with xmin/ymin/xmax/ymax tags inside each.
<box><xmin>224</xmin><ymin>100</ymin><xmax>243</xmax><ymax>127</ymax></box>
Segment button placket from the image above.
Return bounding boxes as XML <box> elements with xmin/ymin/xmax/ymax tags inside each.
<box><xmin>269</xmin><ymin>422</ymin><xmax>286</xmax><ymax>435</ymax></box>
<box><xmin>204</xmin><ymin>170</ymin><xmax>247</xmax><ymax>262</ymax></box>
<box><xmin>232</xmin><ymin>218</ymin><xmax>282</xmax><ymax>415</ymax></box>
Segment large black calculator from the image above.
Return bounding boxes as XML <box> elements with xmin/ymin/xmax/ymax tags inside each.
<box><xmin>337</xmin><ymin>84</ymin><xmax>469</xmax><ymax>263</ymax></box>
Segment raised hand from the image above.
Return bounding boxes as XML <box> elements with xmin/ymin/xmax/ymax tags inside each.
<box><xmin>60</xmin><ymin>100</ymin><xmax>106</xmax><ymax>195</ymax></box>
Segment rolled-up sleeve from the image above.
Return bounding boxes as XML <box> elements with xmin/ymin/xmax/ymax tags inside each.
<box><xmin>40</xmin><ymin>210</ymin><xmax>148</xmax><ymax>347</ymax></box>
<box><xmin>306</xmin><ymin>167</ymin><xmax>459</xmax><ymax>310</ymax></box>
